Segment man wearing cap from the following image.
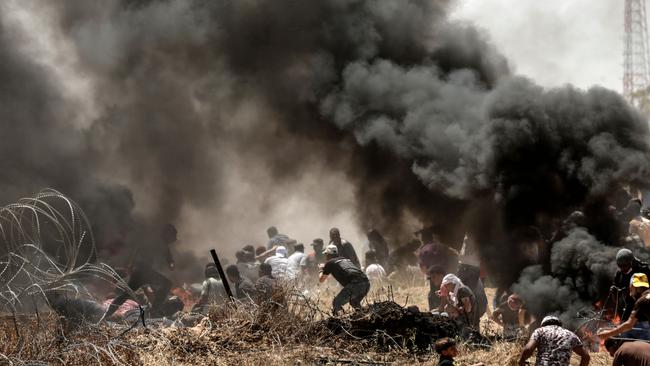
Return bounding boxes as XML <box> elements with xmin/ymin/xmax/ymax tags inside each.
<box><xmin>518</xmin><ymin>315</ymin><xmax>590</xmax><ymax>366</ymax></box>
<box><xmin>319</xmin><ymin>244</ymin><xmax>370</xmax><ymax>314</ymax></box>
<box><xmin>599</xmin><ymin>272</ymin><xmax>650</xmax><ymax>341</ymax></box>
<box><xmin>303</xmin><ymin>239</ymin><xmax>325</xmax><ymax>285</ymax></box>
<box><xmin>329</xmin><ymin>228</ymin><xmax>361</xmax><ymax>268</ymax></box>
<box><xmin>613</xmin><ymin>248</ymin><xmax>650</xmax><ymax>320</ymax></box>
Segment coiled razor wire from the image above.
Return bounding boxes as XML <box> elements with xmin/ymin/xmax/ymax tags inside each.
<box><xmin>0</xmin><ymin>189</ymin><xmax>133</xmax><ymax>320</ymax></box>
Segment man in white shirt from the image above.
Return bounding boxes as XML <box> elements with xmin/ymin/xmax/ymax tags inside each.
<box><xmin>287</xmin><ymin>243</ymin><xmax>307</xmax><ymax>281</ymax></box>
<box><xmin>364</xmin><ymin>250</ymin><xmax>386</xmax><ymax>285</ymax></box>
<box><xmin>264</xmin><ymin>246</ymin><xmax>289</xmax><ymax>280</ymax></box>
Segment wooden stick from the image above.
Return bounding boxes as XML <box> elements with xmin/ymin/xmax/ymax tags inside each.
<box><xmin>210</xmin><ymin>249</ymin><xmax>234</xmax><ymax>301</ymax></box>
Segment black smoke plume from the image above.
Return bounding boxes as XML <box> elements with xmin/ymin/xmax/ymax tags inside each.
<box><xmin>1</xmin><ymin>0</ymin><xmax>650</xmax><ymax>297</ymax></box>
<box><xmin>513</xmin><ymin>228</ymin><xmax>650</xmax><ymax>326</ymax></box>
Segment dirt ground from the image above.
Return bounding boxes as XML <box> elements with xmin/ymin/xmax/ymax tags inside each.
<box><xmin>0</xmin><ymin>283</ymin><xmax>614</xmax><ymax>366</ymax></box>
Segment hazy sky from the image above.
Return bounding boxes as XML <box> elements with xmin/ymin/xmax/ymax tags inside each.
<box><xmin>452</xmin><ymin>0</ymin><xmax>624</xmax><ymax>92</ymax></box>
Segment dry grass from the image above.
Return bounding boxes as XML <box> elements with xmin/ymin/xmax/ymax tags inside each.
<box><xmin>0</xmin><ymin>284</ymin><xmax>615</xmax><ymax>365</ymax></box>
<box><xmin>0</xmin><ymin>314</ymin><xmax>141</xmax><ymax>365</ymax></box>
<box><xmin>0</xmin><ymin>193</ymin><xmax>610</xmax><ymax>365</ymax></box>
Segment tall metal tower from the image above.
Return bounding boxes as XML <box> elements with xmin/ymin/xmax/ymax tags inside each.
<box><xmin>624</xmin><ymin>0</ymin><xmax>650</xmax><ymax>105</ymax></box>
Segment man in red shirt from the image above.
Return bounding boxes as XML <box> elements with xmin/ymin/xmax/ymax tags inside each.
<box><xmin>417</xmin><ymin>228</ymin><xmax>459</xmax><ymax>275</ymax></box>
<box><xmin>417</xmin><ymin>228</ymin><xmax>458</xmax><ymax>311</ymax></box>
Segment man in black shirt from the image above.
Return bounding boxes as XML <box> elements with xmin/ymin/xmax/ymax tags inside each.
<box><xmin>319</xmin><ymin>244</ymin><xmax>370</xmax><ymax>314</ymax></box>
<box><xmin>613</xmin><ymin>249</ymin><xmax>650</xmax><ymax>320</ymax></box>
<box><xmin>329</xmin><ymin>228</ymin><xmax>361</xmax><ymax>268</ymax></box>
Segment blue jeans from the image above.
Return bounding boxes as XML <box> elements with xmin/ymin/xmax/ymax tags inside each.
<box><xmin>621</xmin><ymin>321</ymin><xmax>650</xmax><ymax>340</ymax></box>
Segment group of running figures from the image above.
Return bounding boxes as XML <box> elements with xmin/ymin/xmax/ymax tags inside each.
<box><xmin>232</xmin><ymin>225</ymin><xmax>524</xmax><ymax>338</ymax></box>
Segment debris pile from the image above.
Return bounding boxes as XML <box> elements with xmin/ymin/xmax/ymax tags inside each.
<box><xmin>324</xmin><ymin>301</ymin><xmax>458</xmax><ymax>352</ymax></box>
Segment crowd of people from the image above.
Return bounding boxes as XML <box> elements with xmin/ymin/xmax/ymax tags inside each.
<box><xmin>74</xmin><ymin>200</ymin><xmax>650</xmax><ymax>365</ymax></box>
<box><xmin>95</xmin><ymin>225</ymin><xmax>492</xmax><ymax>327</ymax></box>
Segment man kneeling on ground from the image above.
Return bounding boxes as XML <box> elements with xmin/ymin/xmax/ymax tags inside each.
<box><xmin>319</xmin><ymin>244</ymin><xmax>370</xmax><ymax>315</ymax></box>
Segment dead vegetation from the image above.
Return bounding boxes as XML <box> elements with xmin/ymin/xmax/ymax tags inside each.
<box><xmin>0</xmin><ymin>192</ymin><xmax>616</xmax><ymax>365</ymax></box>
<box><xmin>1</xmin><ymin>285</ymin><xmax>615</xmax><ymax>366</ymax></box>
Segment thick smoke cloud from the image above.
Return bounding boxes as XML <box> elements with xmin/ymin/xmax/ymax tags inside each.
<box><xmin>0</xmin><ymin>2</ymin><xmax>135</xmax><ymax>252</ymax></box>
<box><xmin>513</xmin><ymin>228</ymin><xmax>650</xmax><ymax>326</ymax></box>
<box><xmin>1</xmin><ymin>0</ymin><xmax>650</xmax><ymax>298</ymax></box>
<box><xmin>208</xmin><ymin>0</ymin><xmax>509</xmax><ymax>242</ymax></box>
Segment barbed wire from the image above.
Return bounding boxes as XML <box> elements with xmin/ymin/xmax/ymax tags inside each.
<box><xmin>0</xmin><ymin>189</ymin><xmax>132</xmax><ymax>319</ymax></box>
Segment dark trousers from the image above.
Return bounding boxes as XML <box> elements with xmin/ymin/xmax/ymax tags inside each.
<box><xmin>475</xmin><ymin>279</ymin><xmax>488</xmax><ymax>320</ymax></box>
<box><xmin>428</xmin><ymin>277</ymin><xmax>441</xmax><ymax>310</ymax></box>
<box><xmin>105</xmin><ymin>265</ymin><xmax>171</xmax><ymax>318</ymax></box>
<box><xmin>458</xmin><ymin>264</ymin><xmax>488</xmax><ymax>321</ymax></box>
<box><xmin>333</xmin><ymin>280</ymin><xmax>370</xmax><ymax>314</ymax></box>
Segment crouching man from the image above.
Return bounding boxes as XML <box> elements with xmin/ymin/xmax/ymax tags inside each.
<box><xmin>319</xmin><ymin>244</ymin><xmax>370</xmax><ymax>314</ymax></box>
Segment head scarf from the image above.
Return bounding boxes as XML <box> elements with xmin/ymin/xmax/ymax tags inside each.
<box><xmin>275</xmin><ymin>246</ymin><xmax>287</xmax><ymax>258</ymax></box>
<box><xmin>440</xmin><ymin>274</ymin><xmax>463</xmax><ymax>305</ymax></box>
